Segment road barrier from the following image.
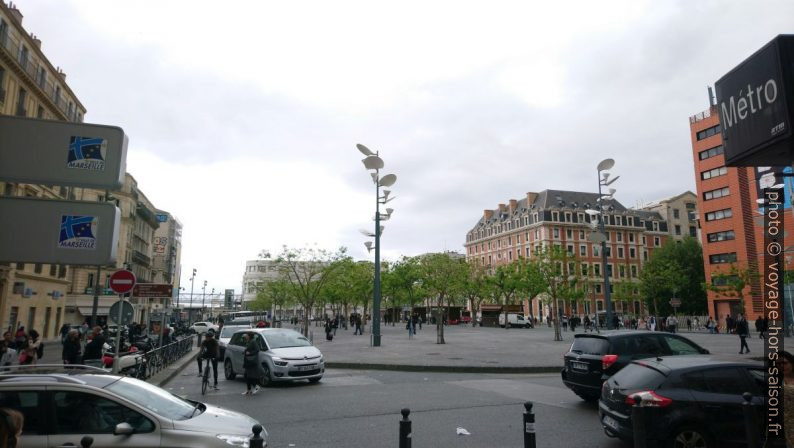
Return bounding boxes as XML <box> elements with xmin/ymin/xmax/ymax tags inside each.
<box><xmin>250</xmin><ymin>424</ymin><xmax>265</xmax><ymax>448</ymax></box>
<box><xmin>523</xmin><ymin>401</ymin><xmax>536</xmax><ymax>448</ymax></box>
<box><xmin>141</xmin><ymin>336</ymin><xmax>194</xmax><ymax>379</ymax></box>
<box><xmin>399</xmin><ymin>408</ymin><xmax>412</xmax><ymax>448</ymax></box>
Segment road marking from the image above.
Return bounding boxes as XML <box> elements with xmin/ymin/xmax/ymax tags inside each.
<box><xmin>319</xmin><ymin>375</ymin><xmax>383</xmax><ymax>387</ymax></box>
<box><xmin>447</xmin><ymin>379</ymin><xmax>579</xmax><ymax>409</ymax></box>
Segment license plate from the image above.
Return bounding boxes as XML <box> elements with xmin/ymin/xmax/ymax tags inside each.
<box><xmin>571</xmin><ymin>361</ymin><xmax>588</xmax><ymax>371</ymax></box>
<box><xmin>602</xmin><ymin>415</ymin><xmax>619</xmax><ymax>431</ymax></box>
<box><xmin>297</xmin><ymin>364</ymin><xmax>316</xmax><ymax>371</ymax></box>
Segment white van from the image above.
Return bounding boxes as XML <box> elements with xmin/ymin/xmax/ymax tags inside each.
<box><xmin>498</xmin><ymin>313</ymin><xmax>532</xmax><ymax>328</ymax></box>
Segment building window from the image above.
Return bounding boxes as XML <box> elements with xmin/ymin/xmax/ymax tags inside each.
<box><xmin>579</xmin><ymin>230</ymin><xmax>585</xmax><ymax>240</ymax></box>
<box><xmin>553</xmin><ymin>228</ymin><xmax>560</xmax><ymax>239</ymax></box>
<box><xmin>580</xmin><ymin>245</ymin><xmax>586</xmax><ymax>256</ymax></box>
<box><xmin>616</xmin><ymin>232</ymin><xmax>623</xmax><ymax>242</ymax></box>
<box><xmin>701</xmin><ymin>166</ymin><xmax>728</xmax><ymax>180</ymax></box>
<box><xmin>707</xmin><ymin>230</ymin><xmax>736</xmax><ymax>242</ymax></box>
<box><xmin>593</xmin><ymin>245</ymin><xmax>600</xmax><ymax>257</ymax></box>
<box><xmin>673</xmin><ymin>209</ymin><xmax>680</xmax><ymax>219</ymax></box>
<box><xmin>654</xmin><ymin>237</ymin><xmax>660</xmax><ymax>247</ymax></box>
<box><xmin>629</xmin><ymin>247</ymin><xmax>636</xmax><ymax>258</ymax></box>
<box><xmin>698</xmin><ymin>145</ymin><xmax>724</xmax><ymax>160</ymax></box>
<box><xmin>615</xmin><ymin>216</ymin><xmax>622</xmax><ymax>226</ymax></box>
<box><xmin>49</xmin><ymin>264</ymin><xmax>57</xmax><ymax>276</ymax></box>
<box><xmin>552</xmin><ymin>211</ymin><xmax>559</xmax><ymax>222</ymax></box>
<box><xmin>34</xmin><ymin>263</ymin><xmax>42</xmax><ymax>274</ymax></box>
<box><xmin>617</xmin><ymin>247</ymin><xmax>624</xmax><ymax>258</ymax></box>
<box><xmin>566</xmin><ymin>229</ymin><xmax>572</xmax><ymax>239</ymax></box>
<box><xmin>36</xmin><ymin>65</ymin><xmax>46</xmax><ymax>87</ymax></box>
<box><xmin>581</xmin><ymin>263</ymin><xmax>588</xmax><ymax>276</ymax></box>
<box><xmin>675</xmin><ymin>225</ymin><xmax>681</xmax><ymax>235</ymax></box>
<box><xmin>619</xmin><ymin>265</ymin><xmax>625</xmax><ymax>278</ymax></box>
<box><xmin>705</xmin><ymin>208</ymin><xmax>732</xmax><ymax>221</ymax></box>
<box><xmin>690</xmin><ymin>226</ymin><xmax>697</xmax><ymax>237</ymax></box>
<box><xmin>565</xmin><ymin>212</ymin><xmax>572</xmax><ymax>222</ymax></box>
<box><xmin>607</xmin><ymin>264</ymin><xmax>613</xmax><ymax>278</ymax></box>
<box><xmin>526</xmin><ymin>247</ymin><xmax>530</xmax><ymax>257</ymax></box>
<box><xmin>58</xmin><ymin>265</ymin><xmax>66</xmax><ymax>278</ymax></box>
<box><xmin>628</xmin><ymin>233</ymin><xmax>634</xmax><ymax>243</ymax></box>
<box><xmin>696</xmin><ymin>124</ymin><xmax>721</xmax><ymax>141</ymax></box>
<box><xmin>709</xmin><ymin>252</ymin><xmax>737</xmax><ymax>264</ymax></box>
<box><xmin>18</xmin><ymin>44</ymin><xmax>29</xmax><ymax>68</ymax></box>
<box><xmin>16</xmin><ymin>88</ymin><xmax>27</xmax><ymax>116</ymax></box>
<box><xmin>703</xmin><ymin>187</ymin><xmax>730</xmax><ymax>200</ymax></box>
<box><xmin>594</xmin><ymin>264</ymin><xmax>601</xmax><ymax>276</ymax></box>
<box><xmin>652</xmin><ymin>221</ymin><xmax>659</xmax><ymax>232</ymax></box>
<box><xmin>643</xmin><ymin>250</ymin><xmax>648</xmax><ymax>261</ymax></box>
<box><xmin>567</xmin><ymin>245</ymin><xmax>574</xmax><ymax>255</ymax></box>
<box><xmin>630</xmin><ymin>265</ymin><xmax>638</xmax><ymax>278</ymax></box>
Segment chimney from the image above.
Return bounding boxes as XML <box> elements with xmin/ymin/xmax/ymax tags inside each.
<box><xmin>509</xmin><ymin>199</ymin><xmax>517</xmax><ymax>212</ymax></box>
<box><xmin>526</xmin><ymin>192</ymin><xmax>538</xmax><ymax>206</ymax></box>
<box><xmin>8</xmin><ymin>2</ymin><xmax>23</xmax><ymax>23</ymax></box>
<box><xmin>57</xmin><ymin>67</ymin><xmax>66</xmax><ymax>81</ymax></box>
<box><xmin>483</xmin><ymin>209</ymin><xmax>493</xmax><ymax>221</ymax></box>
<box><xmin>30</xmin><ymin>33</ymin><xmax>41</xmax><ymax>49</ymax></box>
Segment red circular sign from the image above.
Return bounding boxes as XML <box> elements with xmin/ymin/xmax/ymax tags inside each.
<box><xmin>109</xmin><ymin>270</ymin><xmax>136</xmax><ymax>294</ymax></box>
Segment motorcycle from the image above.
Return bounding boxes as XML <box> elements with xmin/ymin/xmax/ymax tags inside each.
<box><xmin>99</xmin><ymin>342</ymin><xmax>147</xmax><ymax>379</ymax></box>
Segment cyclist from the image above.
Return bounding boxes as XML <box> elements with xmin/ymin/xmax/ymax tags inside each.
<box><xmin>198</xmin><ymin>330</ymin><xmax>220</xmax><ymax>390</ymax></box>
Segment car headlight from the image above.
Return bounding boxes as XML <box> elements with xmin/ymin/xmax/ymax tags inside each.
<box><xmin>271</xmin><ymin>357</ymin><xmax>288</xmax><ymax>367</ymax></box>
<box><xmin>216</xmin><ymin>434</ymin><xmax>250</xmax><ymax>447</ymax></box>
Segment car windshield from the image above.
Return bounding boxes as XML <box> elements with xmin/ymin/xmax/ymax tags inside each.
<box><xmin>570</xmin><ymin>337</ymin><xmax>609</xmax><ymax>355</ymax></box>
<box><xmin>105</xmin><ymin>377</ymin><xmax>199</xmax><ymax>420</ymax></box>
<box><xmin>221</xmin><ymin>326</ymin><xmax>247</xmax><ymax>338</ymax></box>
<box><xmin>264</xmin><ymin>331</ymin><xmax>312</xmax><ymax>349</ymax></box>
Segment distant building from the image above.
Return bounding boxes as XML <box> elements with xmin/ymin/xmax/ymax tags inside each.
<box><xmin>464</xmin><ymin>190</ymin><xmax>669</xmax><ymax>318</ymax></box>
<box><xmin>0</xmin><ymin>1</ymin><xmax>87</xmax><ymax>338</ymax></box>
<box><xmin>637</xmin><ymin>191</ymin><xmax>700</xmax><ymax>242</ymax></box>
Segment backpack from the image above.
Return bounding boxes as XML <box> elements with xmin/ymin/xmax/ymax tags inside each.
<box><xmin>36</xmin><ymin>341</ymin><xmax>44</xmax><ymax>359</ymax></box>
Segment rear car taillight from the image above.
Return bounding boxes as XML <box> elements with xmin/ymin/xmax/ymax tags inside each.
<box><xmin>625</xmin><ymin>390</ymin><xmax>672</xmax><ymax>407</ymax></box>
<box><xmin>601</xmin><ymin>354</ymin><xmax>618</xmax><ymax>370</ymax></box>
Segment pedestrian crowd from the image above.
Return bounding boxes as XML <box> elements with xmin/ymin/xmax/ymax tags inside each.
<box><xmin>0</xmin><ymin>326</ymin><xmax>43</xmax><ymax>368</ymax></box>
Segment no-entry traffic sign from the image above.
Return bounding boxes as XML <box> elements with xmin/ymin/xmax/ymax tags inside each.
<box><xmin>109</xmin><ymin>269</ymin><xmax>136</xmax><ymax>294</ymax></box>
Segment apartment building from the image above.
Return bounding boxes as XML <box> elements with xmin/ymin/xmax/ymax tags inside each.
<box><xmin>0</xmin><ymin>1</ymin><xmax>87</xmax><ymax>338</ymax></box>
<box><xmin>638</xmin><ymin>191</ymin><xmax>700</xmax><ymax>242</ymax></box>
<box><xmin>689</xmin><ymin>105</ymin><xmax>794</xmax><ymax>323</ymax></box>
<box><xmin>464</xmin><ymin>190</ymin><xmax>668</xmax><ymax>318</ymax></box>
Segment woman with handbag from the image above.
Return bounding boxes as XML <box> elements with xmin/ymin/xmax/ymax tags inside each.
<box><xmin>242</xmin><ymin>333</ymin><xmax>263</xmax><ymax>396</ymax></box>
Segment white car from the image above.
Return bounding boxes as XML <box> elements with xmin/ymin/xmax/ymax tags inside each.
<box><xmin>218</xmin><ymin>325</ymin><xmax>251</xmax><ymax>358</ymax></box>
<box><xmin>190</xmin><ymin>322</ymin><xmax>219</xmax><ymax>334</ymax></box>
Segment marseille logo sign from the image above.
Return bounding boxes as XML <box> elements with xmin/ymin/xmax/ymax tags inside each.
<box><xmin>58</xmin><ymin>215</ymin><xmax>98</xmax><ymax>250</ymax></box>
<box><xmin>67</xmin><ymin>136</ymin><xmax>107</xmax><ymax>171</ymax></box>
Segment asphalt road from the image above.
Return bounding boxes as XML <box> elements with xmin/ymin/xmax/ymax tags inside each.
<box><xmin>165</xmin><ymin>364</ymin><xmax>629</xmax><ymax>448</ymax></box>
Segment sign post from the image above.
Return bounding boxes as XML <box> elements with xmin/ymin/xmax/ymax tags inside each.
<box><xmin>669</xmin><ymin>298</ymin><xmax>681</xmax><ymax>315</ymax></box>
<box><xmin>109</xmin><ymin>270</ymin><xmax>136</xmax><ymax>373</ymax></box>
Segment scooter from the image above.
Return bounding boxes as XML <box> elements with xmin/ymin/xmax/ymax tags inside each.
<box><xmin>100</xmin><ymin>342</ymin><xmax>147</xmax><ymax>379</ymax></box>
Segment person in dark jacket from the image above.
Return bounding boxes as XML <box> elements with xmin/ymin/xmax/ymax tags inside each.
<box><xmin>83</xmin><ymin>326</ymin><xmax>106</xmax><ymax>361</ymax></box>
<box><xmin>199</xmin><ymin>332</ymin><xmax>220</xmax><ymax>390</ymax></box>
<box><xmin>62</xmin><ymin>329</ymin><xmax>82</xmax><ymax>365</ymax></box>
<box><xmin>242</xmin><ymin>333</ymin><xmax>263</xmax><ymax>395</ymax></box>
<box><xmin>737</xmin><ymin>314</ymin><xmax>750</xmax><ymax>354</ymax></box>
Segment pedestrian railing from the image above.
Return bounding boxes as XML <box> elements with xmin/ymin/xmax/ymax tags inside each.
<box><xmin>141</xmin><ymin>336</ymin><xmax>194</xmax><ymax>379</ymax></box>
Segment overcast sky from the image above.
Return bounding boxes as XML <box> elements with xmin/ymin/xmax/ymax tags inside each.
<box><xmin>18</xmin><ymin>0</ymin><xmax>793</xmax><ymax>294</ymax></box>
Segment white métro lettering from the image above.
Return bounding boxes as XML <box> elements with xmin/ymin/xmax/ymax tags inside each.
<box><xmin>720</xmin><ymin>79</ymin><xmax>778</xmax><ymax>129</ymax></box>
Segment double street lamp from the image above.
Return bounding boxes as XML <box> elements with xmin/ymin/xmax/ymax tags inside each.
<box><xmin>357</xmin><ymin>143</ymin><xmax>397</xmax><ymax>347</ymax></box>
<box><xmin>187</xmin><ymin>268</ymin><xmax>196</xmax><ymax>326</ymax></box>
<box><xmin>586</xmin><ymin>158</ymin><xmax>619</xmax><ymax>330</ymax></box>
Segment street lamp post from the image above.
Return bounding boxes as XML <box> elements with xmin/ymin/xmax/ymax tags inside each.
<box><xmin>188</xmin><ymin>268</ymin><xmax>196</xmax><ymax>327</ymax></box>
<box><xmin>357</xmin><ymin>143</ymin><xmax>396</xmax><ymax>347</ymax></box>
<box><xmin>201</xmin><ymin>280</ymin><xmax>207</xmax><ymax>321</ymax></box>
<box><xmin>596</xmin><ymin>159</ymin><xmax>619</xmax><ymax>330</ymax></box>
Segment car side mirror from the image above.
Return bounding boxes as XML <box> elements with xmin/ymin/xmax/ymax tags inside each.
<box><xmin>114</xmin><ymin>422</ymin><xmax>134</xmax><ymax>436</ymax></box>
<box><xmin>701</xmin><ymin>348</ymin><xmax>710</xmax><ymax>354</ymax></box>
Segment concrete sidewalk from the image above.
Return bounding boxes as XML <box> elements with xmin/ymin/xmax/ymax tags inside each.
<box><xmin>301</xmin><ymin>321</ymin><xmax>776</xmax><ymax>373</ymax></box>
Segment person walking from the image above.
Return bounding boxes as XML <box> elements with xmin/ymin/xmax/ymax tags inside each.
<box><xmin>649</xmin><ymin>316</ymin><xmax>656</xmax><ymax>332</ymax></box>
<box><xmin>242</xmin><ymin>333</ymin><xmax>263</xmax><ymax>395</ymax></box>
<box><xmin>354</xmin><ymin>315</ymin><xmax>363</xmax><ymax>335</ymax></box>
<box><xmin>737</xmin><ymin>314</ymin><xmax>750</xmax><ymax>354</ymax></box>
<box><xmin>199</xmin><ymin>332</ymin><xmax>220</xmax><ymax>390</ymax></box>
<box><xmin>0</xmin><ymin>341</ymin><xmax>17</xmax><ymax>369</ymax></box>
<box><xmin>20</xmin><ymin>329</ymin><xmax>41</xmax><ymax>365</ymax></box>
<box><xmin>62</xmin><ymin>329</ymin><xmax>82</xmax><ymax>365</ymax></box>
<box><xmin>83</xmin><ymin>326</ymin><xmax>106</xmax><ymax>362</ymax></box>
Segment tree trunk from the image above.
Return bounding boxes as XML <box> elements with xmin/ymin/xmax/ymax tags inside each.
<box><xmin>436</xmin><ymin>297</ymin><xmax>445</xmax><ymax>344</ymax></box>
<box><xmin>552</xmin><ymin>299</ymin><xmax>562</xmax><ymax>341</ymax></box>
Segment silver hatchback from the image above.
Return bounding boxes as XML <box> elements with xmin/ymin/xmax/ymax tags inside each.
<box><xmin>223</xmin><ymin>328</ymin><xmax>324</xmax><ymax>386</ymax></box>
<box><xmin>0</xmin><ymin>365</ymin><xmax>266</xmax><ymax>447</ymax></box>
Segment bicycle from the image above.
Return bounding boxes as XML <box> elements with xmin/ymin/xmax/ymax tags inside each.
<box><xmin>201</xmin><ymin>356</ymin><xmax>211</xmax><ymax>395</ymax></box>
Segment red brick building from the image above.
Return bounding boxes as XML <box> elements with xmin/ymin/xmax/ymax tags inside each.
<box><xmin>464</xmin><ymin>190</ymin><xmax>668</xmax><ymax>318</ymax></box>
<box><xmin>689</xmin><ymin>105</ymin><xmax>794</xmax><ymax>324</ymax></box>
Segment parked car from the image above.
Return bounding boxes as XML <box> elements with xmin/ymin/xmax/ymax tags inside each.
<box><xmin>224</xmin><ymin>328</ymin><xmax>324</xmax><ymax>386</ymax></box>
<box><xmin>599</xmin><ymin>356</ymin><xmax>764</xmax><ymax>447</ymax></box>
<box><xmin>190</xmin><ymin>321</ymin><xmax>219</xmax><ymax>334</ymax></box>
<box><xmin>498</xmin><ymin>313</ymin><xmax>533</xmax><ymax>328</ymax></box>
<box><xmin>218</xmin><ymin>324</ymin><xmax>251</xmax><ymax>359</ymax></box>
<box><xmin>0</xmin><ymin>365</ymin><xmax>266</xmax><ymax>447</ymax></box>
<box><xmin>561</xmin><ymin>331</ymin><xmax>709</xmax><ymax>401</ymax></box>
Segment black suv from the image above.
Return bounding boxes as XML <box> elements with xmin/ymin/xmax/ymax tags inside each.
<box><xmin>561</xmin><ymin>331</ymin><xmax>709</xmax><ymax>401</ymax></box>
<box><xmin>598</xmin><ymin>356</ymin><xmax>765</xmax><ymax>447</ymax></box>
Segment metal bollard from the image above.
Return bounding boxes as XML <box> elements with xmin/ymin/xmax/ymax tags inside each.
<box><xmin>197</xmin><ymin>333</ymin><xmax>201</xmax><ymax>348</ymax></box>
<box><xmin>399</xmin><ymin>408</ymin><xmax>412</xmax><ymax>448</ymax></box>
<box><xmin>80</xmin><ymin>436</ymin><xmax>93</xmax><ymax>448</ymax></box>
<box><xmin>250</xmin><ymin>424</ymin><xmax>265</xmax><ymax>448</ymax></box>
<box><xmin>523</xmin><ymin>401</ymin><xmax>536</xmax><ymax>448</ymax></box>
<box><xmin>743</xmin><ymin>392</ymin><xmax>759</xmax><ymax>448</ymax></box>
<box><xmin>631</xmin><ymin>394</ymin><xmax>646</xmax><ymax>448</ymax></box>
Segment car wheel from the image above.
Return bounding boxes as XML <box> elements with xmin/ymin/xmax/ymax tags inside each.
<box><xmin>308</xmin><ymin>376</ymin><xmax>321</xmax><ymax>384</ymax></box>
<box><xmin>258</xmin><ymin>365</ymin><xmax>271</xmax><ymax>387</ymax></box>
<box><xmin>670</xmin><ymin>427</ymin><xmax>712</xmax><ymax>448</ymax></box>
<box><xmin>224</xmin><ymin>359</ymin><xmax>236</xmax><ymax>380</ymax></box>
<box><xmin>575</xmin><ymin>391</ymin><xmax>599</xmax><ymax>402</ymax></box>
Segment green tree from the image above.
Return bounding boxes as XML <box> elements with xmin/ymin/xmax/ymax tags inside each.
<box><xmin>386</xmin><ymin>256</ymin><xmax>425</xmax><ymax>324</ymax></box>
<box><xmin>462</xmin><ymin>260</ymin><xmax>491</xmax><ymax>327</ymax></box>
<box><xmin>249</xmin><ymin>278</ymin><xmax>297</xmax><ymax>320</ymax></box>
<box><xmin>419</xmin><ymin>253</ymin><xmax>468</xmax><ymax>344</ymax></box>
<box><xmin>706</xmin><ymin>263</ymin><xmax>757</xmax><ymax>312</ymax></box>
<box><xmin>639</xmin><ymin>237</ymin><xmax>706</xmax><ymax>316</ymax></box>
<box><xmin>532</xmin><ymin>245</ymin><xmax>580</xmax><ymax>341</ymax></box>
<box><xmin>262</xmin><ymin>245</ymin><xmax>346</xmax><ymax>337</ymax></box>
<box><xmin>489</xmin><ymin>259</ymin><xmax>524</xmax><ymax>330</ymax></box>
<box><xmin>612</xmin><ymin>279</ymin><xmax>638</xmax><ymax>317</ymax></box>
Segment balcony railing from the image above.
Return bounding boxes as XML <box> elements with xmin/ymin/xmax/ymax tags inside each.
<box><xmin>0</xmin><ymin>29</ymin><xmax>76</xmax><ymax>120</ymax></box>
<box><xmin>132</xmin><ymin>249</ymin><xmax>151</xmax><ymax>266</ymax></box>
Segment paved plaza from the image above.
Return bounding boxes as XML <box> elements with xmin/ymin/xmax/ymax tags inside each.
<box><xmin>300</xmin><ymin>321</ymin><xmax>775</xmax><ymax>372</ymax></box>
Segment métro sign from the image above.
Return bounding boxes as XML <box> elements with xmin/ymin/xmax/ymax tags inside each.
<box><xmin>715</xmin><ymin>35</ymin><xmax>794</xmax><ymax>166</ymax></box>
<box><xmin>0</xmin><ymin>197</ymin><xmax>120</xmax><ymax>265</ymax></box>
<box><xmin>0</xmin><ymin>116</ymin><xmax>128</xmax><ymax>189</ymax></box>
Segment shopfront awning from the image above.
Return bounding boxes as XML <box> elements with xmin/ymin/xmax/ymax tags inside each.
<box><xmin>77</xmin><ymin>307</ymin><xmax>111</xmax><ymax>316</ymax></box>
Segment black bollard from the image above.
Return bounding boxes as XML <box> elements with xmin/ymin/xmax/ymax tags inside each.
<box><xmin>80</xmin><ymin>436</ymin><xmax>93</xmax><ymax>448</ymax></box>
<box><xmin>631</xmin><ymin>394</ymin><xmax>646</xmax><ymax>448</ymax></box>
<box><xmin>399</xmin><ymin>408</ymin><xmax>412</xmax><ymax>448</ymax></box>
<box><xmin>743</xmin><ymin>392</ymin><xmax>759</xmax><ymax>448</ymax></box>
<box><xmin>523</xmin><ymin>401</ymin><xmax>536</xmax><ymax>448</ymax></box>
<box><xmin>250</xmin><ymin>424</ymin><xmax>265</xmax><ymax>448</ymax></box>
